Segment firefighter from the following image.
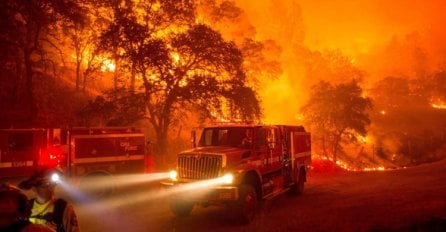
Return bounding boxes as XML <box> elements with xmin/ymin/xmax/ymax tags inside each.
<box><xmin>18</xmin><ymin>168</ymin><xmax>79</xmax><ymax>232</ymax></box>
<box><xmin>0</xmin><ymin>183</ymin><xmax>53</xmax><ymax>232</ymax></box>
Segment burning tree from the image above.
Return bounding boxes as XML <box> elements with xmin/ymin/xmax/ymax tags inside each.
<box><xmin>369</xmin><ymin>75</ymin><xmax>446</xmax><ymax>165</ymax></box>
<box><xmin>301</xmin><ymin>80</ymin><xmax>372</xmax><ymax>162</ymax></box>
<box><xmin>95</xmin><ymin>0</ymin><xmax>260</xmax><ymax>159</ymax></box>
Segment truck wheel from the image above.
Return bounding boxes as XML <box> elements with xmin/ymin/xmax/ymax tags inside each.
<box><xmin>289</xmin><ymin>168</ymin><xmax>305</xmax><ymax>195</ymax></box>
<box><xmin>236</xmin><ymin>184</ymin><xmax>257</xmax><ymax>224</ymax></box>
<box><xmin>169</xmin><ymin>199</ymin><xmax>194</xmax><ymax>217</ymax></box>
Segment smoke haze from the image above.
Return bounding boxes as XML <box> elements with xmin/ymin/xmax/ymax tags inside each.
<box><xmin>232</xmin><ymin>0</ymin><xmax>446</xmax><ymax>122</ymax></box>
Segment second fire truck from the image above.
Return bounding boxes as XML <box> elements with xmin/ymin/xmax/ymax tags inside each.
<box><xmin>0</xmin><ymin>127</ymin><xmax>149</xmax><ymax>196</ymax></box>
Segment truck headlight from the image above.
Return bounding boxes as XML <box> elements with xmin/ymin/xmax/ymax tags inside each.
<box><xmin>169</xmin><ymin>170</ymin><xmax>178</xmax><ymax>181</ymax></box>
<box><xmin>221</xmin><ymin>173</ymin><xmax>234</xmax><ymax>184</ymax></box>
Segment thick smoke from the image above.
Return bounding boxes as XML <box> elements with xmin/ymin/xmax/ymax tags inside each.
<box><xmin>225</xmin><ymin>0</ymin><xmax>446</xmax><ymax>167</ymax></box>
<box><xmin>230</xmin><ymin>0</ymin><xmax>446</xmax><ymax>122</ymax></box>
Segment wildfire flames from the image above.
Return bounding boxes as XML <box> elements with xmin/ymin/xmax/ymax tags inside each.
<box><xmin>314</xmin><ymin>156</ymin><xmax>390</xmax><ymax>173</ymax></box>
<box><xmin>3</xmin><ymin>0</ymin><xmax>444</xmax><ymax>171</ymax></box>
<box><xmin>431</xmin><ymin>102</ymin><xmax>446</xmax><ymax>109</ymax></box>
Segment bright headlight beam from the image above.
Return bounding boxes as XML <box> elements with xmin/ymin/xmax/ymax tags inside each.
<box><xmin>221</xmin><ymin>173</ymin><xmax>233</xmax><ymax>184</ymax></box>
<box><xmin>51</xmin><ymin>173</ymin><xmax>60</xmax><ymax>182</ymax></box>
<box><xmin>169</xmin><ymin>170</ymin><xmax>177</xmax><ymax>181</ymax></box>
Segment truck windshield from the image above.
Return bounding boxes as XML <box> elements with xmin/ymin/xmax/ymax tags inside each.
<box><xmin>198</xmin><ymin>127</ymin><xmax>253</xmax><ymax>148</ymax></box>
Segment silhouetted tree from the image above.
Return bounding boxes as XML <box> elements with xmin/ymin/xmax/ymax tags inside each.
<box><xmin>96</xmin><ymin>1</ymin><xmax>260</xmax><ymax>159</ymax></box>
<box><xmin>63</xmin><ymin>1</ymin><xmax>107</xmax><ymax>92</ymax></box>
<box><xmin>302</xmin><ymin>80</ymin><xmax>372</xmax><ymax>161</ymax></box>
<box><xmin>78</xmin><ymin>88</ymin><xmax>145</xmax><ymax>126</ymax></box>
<box><xmin>303</xmin><ymin>50</ymin><xmax>364</xmax><ymax>87</ymax></box>
<box><xmin>0</xmin><ymin>0</ymin><xmax>84</xmax><ymax>125</ymax></box>
<box><xmin>136</xmin><ymin>24</ymin><xmax>260</xmax><ymax>157</ymax></box>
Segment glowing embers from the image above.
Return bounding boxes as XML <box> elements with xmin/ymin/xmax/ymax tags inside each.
<box><xmin>362</xmin><ymin>166</ymin><xmax>386</xmax><ymax>171</ymax></box>
<box><xmin>313</xmin><ymin>156</ymin><xmax>390</xmax><ymax>172</ymax></box>
<box><xmin>334</xmin><ymin>157</ymin><xmax>388</xmax><ymax>172</ymax></box>
<box><xmin>431</xmin><ymin>102</ymin><xmax>446</xmax><ymax>109</ymax></box>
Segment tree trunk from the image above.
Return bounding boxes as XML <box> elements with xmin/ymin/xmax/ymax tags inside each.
<box><xmin>82</xmin><ymin>70</ymin><xmax>87</xmax><ymax>93</ymax></box>
<box><xmin>24</xmin><ymin>47</ymin><xmax>37</xmax><ymax>125</ymax></box>
<box><xmin>151</xmin><ymin>106</ymin><xmax>173</xmax><ymax>169</ymax></box>
<box><xmin>114</xmin><ymin>63</ymin><xmax>119</xmax><ymax>91</ymax></box>
<box><xmin>156</xmin><ymin>130</ymin><xmax>168</xmax><ymax>167</ymax></box>
<box><xmin>321</xmin><ymin>133</ymin><xmax>328</xmax><ymax>159</ymax></box>
<box><xmin>332</xmin><ymin>144</ymin><xmax>338</xmax><ymax>163</ymax></box>
<box><xmin>76</xmin><ymin>58</ymin><xmax>81</xmax><ymax>90</ymax></box>
<box><xmin>130</xmin><ymin>66</ymin><xmax>136</xmax><ymax>92</ymax></box>
<box><xmin>332</xmin><ymin>130</ymin><xmax>344</xmax><ymax>163</ymax></box>
<box><xmin>12</xmin><ymin>56</ymin><xmax>22</xmax><ymax>105</ymax></box>
<box><xmin>113</xmin><ymin>46</ymin><xmax>120</xmax><ymax>92</ymax></box>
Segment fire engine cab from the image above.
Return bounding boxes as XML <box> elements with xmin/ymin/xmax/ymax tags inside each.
<box><xmin>1</xmin><ymin>128</ymin><xmax>149</xmax><ymax>196</ymax></box>
<box><xmin>162</xmin><ymin>124</ymin><xmax>311</xmax><ymax>223</ymax></box>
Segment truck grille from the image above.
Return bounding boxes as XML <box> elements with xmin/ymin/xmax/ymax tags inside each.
<box><xmin>178</xmin><ymin>154</ymin><xmax>222</xmax><ymax>180</ymax></box>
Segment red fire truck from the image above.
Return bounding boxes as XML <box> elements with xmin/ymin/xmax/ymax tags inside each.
<box><xmin>1</xmin><ymin>128</ymin><xmax>149</xmax><ymax>196</ymax></box>
<box><xmin>162</xmin><ymin>123</ymin><xmax>311</xmax><ymax>223</ymax></box>
<box><xmin>0</xmin><ymin>129</ymin><xmax>47</xmax><ymax>179</ymax></box>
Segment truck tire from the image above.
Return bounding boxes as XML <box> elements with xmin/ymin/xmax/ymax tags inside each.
<box><xmin>289</xmin><ymin>168</ymin><xmax>305</xmax><ymax>195</ymax></box>
<box><xmin>235</xmin><ymin>184</ymin><xmax>257</xmax><ymax>224</ymax></box>
<box><xmin>169</xmin><ymin>199</ymin><xmax>194</xmax><ymax>217</ymax></box>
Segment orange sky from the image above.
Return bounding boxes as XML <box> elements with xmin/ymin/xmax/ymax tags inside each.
<box><xmin>232</xmin><ymin>0</ymin><xmax>446</xmax><ymax>124</ymax></box>
<box><xmin>299</xmin><ymin>0</ymin><xmax>446</xmax><ymax>58</ymax></box>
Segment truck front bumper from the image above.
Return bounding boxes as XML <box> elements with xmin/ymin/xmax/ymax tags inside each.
<box><xmin>160</xmin><ymin>180</ymin><xmax>239</xmax><ymax>202</ymax></box>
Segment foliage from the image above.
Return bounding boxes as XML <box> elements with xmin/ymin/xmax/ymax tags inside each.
<box><xmin>303</xmin><ymin>49</ymin><xmax>364</xmax><ymax>86</ymax></box>
<box><xmin>301</xmin><ymin>79</ymin><xmax>372</xmax><ymax>161</ymax></box>
<box><xmin>62</xmin><ymin>1</ymin><xmax>108</xmax><ymax>92</ymax></box>
<box><xmin>0</xmin><ymin>0</ymin><xmax>85</xmax><ymax>125</ymax></box>
<box><xmin>0</xmin><ymin>0</ymin><xmax>261</xmax><ymax>162</ymax></box>
<box><xmin>96</xmin><ymin>1</ymin><xmax>260</xmax><ymax>157</ymax></box>
<box><xmin>78</xmin><ymin>88</ymin><xmax>146</xmax><ymax>127</ymax></box>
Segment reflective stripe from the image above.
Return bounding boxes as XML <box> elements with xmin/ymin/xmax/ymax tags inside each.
<box><xmin>247</xmin><ymin>152</ymin><xmax>310</xmax><ymax>166</ymax></box>
<box><xmin>72</xmin><ymin>155</ymin><xmax>145</xmax><ymax>164</ymax></box>
<box><xmin>0</xmin><ymin>161</ymin><xmax>34</xmax><ymax>168</ymax></box>
<box><xmin>72</xmin><ymin>133</ymin><xmax>144</xmax><ymax>139</ymax></box>
<box><xmin>294</xmin><ymin>151</ymin><xmax>311</xmax><ymax>158</ymax></box>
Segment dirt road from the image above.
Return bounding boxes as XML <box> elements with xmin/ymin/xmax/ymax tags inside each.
<box><xmin>75</xmin><ymin>160</ymin><xmax>446</xmax><ymax>232</ymax></box>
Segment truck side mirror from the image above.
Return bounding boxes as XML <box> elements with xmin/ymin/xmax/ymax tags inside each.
<box><xmin>191</xmin><ymin>130</ymin><xmax>196</xmax><ymax>148</ymax></box>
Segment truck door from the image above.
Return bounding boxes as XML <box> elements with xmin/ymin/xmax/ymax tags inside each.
<box><xmin>255</xmin><ymin>127</ymin><xmax>281</xmax><ymax>173</ymax></box>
